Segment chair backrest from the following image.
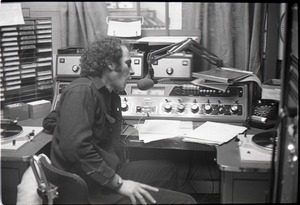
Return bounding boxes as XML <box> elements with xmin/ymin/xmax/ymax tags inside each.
<box><xmin>30</xmin><ymin>154</ymin><xmax>89</xmax><ymax>205</ymax></box>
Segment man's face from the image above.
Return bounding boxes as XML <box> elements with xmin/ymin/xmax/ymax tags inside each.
<box><xmin>109</xmin><ymin>46</ymin><xmax>135</xmax><ymax>91</ymax></box>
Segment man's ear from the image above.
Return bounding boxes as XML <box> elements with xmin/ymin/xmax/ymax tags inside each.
<box><xmin>108</xmin><ymin>62</ymin><xmax>117</xmax><ymax>71</ymax></box>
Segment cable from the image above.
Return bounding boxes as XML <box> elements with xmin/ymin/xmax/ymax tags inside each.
<box><xmin>121</xmin><ymin>118</ymin><xmax>134</xmax><ymax>137</ymax></box>
<box><xmin>176</xmin><ymin>151</ymin><xmax>194</xmax><ymax>190</ymax></box>
<box><xmin>186</xmin><ymin>151</ymin><xmax>201</xmax><ymax>194</ymax></box>
<box><xmin>176</xmin><ymin>151</ymin><xmax>200</xmax><ymax>194</ymax></box>
<box><xmin>121</xmin><ymin>124</ymin><xmax>130</xmax><ymax>135</ymax></box>
<box><xmin>124</xmin><ymin>129</ymin><xmax>137</xmax><ymax>140</ymax></box>
<box><xmin>124</xmin><ymin>113</ymin><xmax>145</xmax><ymax>140</ymax></box>
<box><xmin>135</xmin><ymin>113</ymin><xmax>146</xmax><ymax>130</ymax></box>
<box><xmin>206</xmin><ymin>156</ymin><xmax>215</xmax><ymax>195</ymax></box>
<box><xmin>197</xmin><ymin>152</ymin><xmax>217</xmax><ymax>203</ymax></box>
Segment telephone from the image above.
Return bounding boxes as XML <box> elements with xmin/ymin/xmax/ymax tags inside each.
<box><xmin>248</xmin><ymin>99</ymin><xmax>279</xmax><ymax>129</ymax></box>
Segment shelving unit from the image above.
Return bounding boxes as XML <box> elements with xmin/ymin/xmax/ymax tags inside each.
<box><xmin>0</xmin><ymin>17</ymin><xmax>53</xmax><ymax>112</ymax></box>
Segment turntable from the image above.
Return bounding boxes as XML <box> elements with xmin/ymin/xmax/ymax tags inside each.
<box><xmin>238</xmin><ymin>131</ymin><xmax>277</xmax><ymax>164</ymax></box>
<box><xmin>1</xmin><ymin>119</ymin><xmax>44</xmax><ymax>150</ymax></box>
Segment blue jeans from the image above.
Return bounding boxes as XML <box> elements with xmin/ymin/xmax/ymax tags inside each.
<box><xmin>115</xmin><ymin>160</ymin><xmax>197</xmax><ymax>204</ymax></box>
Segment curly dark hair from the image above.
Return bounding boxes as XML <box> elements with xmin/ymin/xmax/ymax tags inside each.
<box><xmin>80</xmin><ymin>36</ymin><xmax>131</xmax><ymax>77</ymax></box>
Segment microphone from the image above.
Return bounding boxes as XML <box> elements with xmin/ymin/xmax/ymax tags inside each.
<box><xmin>137</xmin><ymin>63</ymin><xmax>170</xmax><ymax>90</ymax></box>
<box><xmin>137</xmin><ymin>67</ymin><xmax>156</xmax><ymax>90</ymax></box>
<box><xmin>137</xmin><ymin>77</ymin><xmax>171</xmax><ymax>90</ymax></box>
<box><xmin>137</xmin><ymin>77</ymin><xmax>156</xmax><ymax>90</ymax></box>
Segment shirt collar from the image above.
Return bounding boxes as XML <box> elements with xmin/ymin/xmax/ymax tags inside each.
<box><xmin>87</xmin><ymin>76</ymin><xmax>105</xmax><ymax>90</ymax></box>
<box><xmin>87</xmin><ymin>76</ymin><xmax>116</xmax><ymax>94</ymax></box>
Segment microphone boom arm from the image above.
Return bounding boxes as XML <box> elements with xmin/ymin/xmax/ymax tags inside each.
<box><xmin>187</xmin><ymin>40</ymin><xmax>224</xmax><ymax>67</ymax></box>
<box><xmin>146</xmin><ymin>38</ymin><xmax>224</xmax><ymax>78</ymax></box>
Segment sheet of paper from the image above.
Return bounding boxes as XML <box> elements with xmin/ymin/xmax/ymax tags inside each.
<box><xmin>182</xmin><ymin>137</ymin><xmax>220</xmax><ymax>145</ymax></box>
<box><xmin>107</xmin><ymin>20</ymin><xmax>141</xmax><ymax>37</ymax></box>
<box><xmin>239</xmin><ymin>74</ymin><xmax>262</xmax><ymax>88</ymax></box>
<box><xmin>183</xmin><ymin>121</ymin><xmax>247</xmax><ymax>145</ymax></box>
<box><xmin>137</xmin><ymin>120</ymin><xmax>193</xmax><ymax>143</ymax></box>
<box><xmin>0</xmin><ymin>3</ymin><xmax>25</xmax><ymax>27</ymax></box>
<box><xmin>191</xmin><ymin>78</ymin><xmax>230</xmax><ymax>92</ymax></box>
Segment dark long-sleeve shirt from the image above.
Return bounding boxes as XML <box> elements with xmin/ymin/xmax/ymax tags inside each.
<box><xmin>50</xmin><ymin>76</ymin><xmax>125</xmax><ymax>191</ymax></box>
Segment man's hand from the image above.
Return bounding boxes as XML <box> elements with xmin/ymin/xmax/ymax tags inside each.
<box><xmin>117</xmin><ymin>179</ymin><xmax>159</xmax><ymax>204</ymax></box>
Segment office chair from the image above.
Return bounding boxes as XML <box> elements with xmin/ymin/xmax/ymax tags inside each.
<box><xmin>30</xmin><ymin>154</ymin><xmax>89</xmax><ymax>205</ymax></box>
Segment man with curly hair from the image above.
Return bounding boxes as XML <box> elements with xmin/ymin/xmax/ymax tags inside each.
<box><xmin>47</xmin><ymin>36</ymin><xmax>197</xmax><ymax>204</ymax></box>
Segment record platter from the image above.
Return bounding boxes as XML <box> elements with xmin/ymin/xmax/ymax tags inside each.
<box><xmin>1</xmin><ymin>120</ymin><xmax>44</xmax><ymax>150</ymax></box>
<box><xmin>238</xmin><ymin>131</ymin><xmax>277</xmax><ymax>164</ymax></box>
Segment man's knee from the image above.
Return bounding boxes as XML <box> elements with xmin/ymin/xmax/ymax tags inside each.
<box><xmin>179</xmin><ymin>193</ymin><xmax>198</xmax><ymax>204</ymax></box>
<box><xmin>155</xmin><ymin>188</ymin><xmax>197</xmax><ymax>204</ymax></box>
<box><xmin>157</xmin><ymin>160</ymin><xmax>178</xmax><ymax>175</ymax></box>
<box><xmin>170</xmin><ymin>192</ymin><xmax>197</xmax><ymax>204</ymax></box>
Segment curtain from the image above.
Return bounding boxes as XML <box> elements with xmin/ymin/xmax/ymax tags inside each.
<box><xmin>182</xmin><ymin>2</ymin><xmax>265</xmax><ymax>80</ymax></box>
<box><xmin>59</xmin><ymin>2</ymin><xmax>108</xmax><ymax>47</ymax></box>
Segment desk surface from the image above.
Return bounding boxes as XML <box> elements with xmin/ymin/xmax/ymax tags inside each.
<box><xmin>1</xmin><ymin>118</ymin><xmax>274</xmax><ymax>172</ymax></box>
<box><xmin>122</xmin><ymin>120</ymin><xmax>273</xmax><ymax>172</ymax></box>
<box><xmin>122</xmin><ymin>120</ymin><xmax>216</xmax><ymax>152</ymax></box>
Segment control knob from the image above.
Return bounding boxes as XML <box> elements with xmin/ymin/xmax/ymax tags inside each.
<box><xmin>230</xmin><ymin>102</ymin><xmax>239</xmax><ymax>114</ymax></box>
<box><xmin>166</xmin><ymin>67</ymin><xmax>174</xmax><ymax>75</ymax></box>
<box><xmin>177</xmin><ymin>104</ymin><xmax>185</xmax><ymax>113</ymax></box>
<box><xmin>164</xmin><ymin>104</ymin><xmax>172</xmax><ymax>112</ymax></box>
<box><xmin>204</xmin><ymin>100</ymin><xmax>212</xmax><ymax>114</ymax></box>
<box><xmin>218</xmin><ymin>106</ymin><xmax>225</xmax><ymax>114</ymax></box>
<box><xmin>191</xmin><ymin>104</ymin><xmax>199</xmax><ymax>113</ymax></box>
<box><xmin>72</xmin><ymin>65</ymin><xmax>80</xmax><ymax>73</ymax></box>
<box><xmin>121</xmin><ymin>98</ymin><xmax>129</xmax><ymax>111</ymax></box>
<box><xmin>164</xmin><ymin>99</ymin><xmax>172</xmax><ymax>113</ymax></box>
<box><xmin>218</xmin><ymin>100</ymin><xmax>225</xmax><ymax>114</ymax></box>
<box><xmin>136</xmin><ymin>106</ymin><xmax>142</xmax><ymax>113</ymax></box>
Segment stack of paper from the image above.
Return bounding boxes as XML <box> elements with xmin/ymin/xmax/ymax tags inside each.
<box><xmin>137</xmin><ymin>120</ymin><xmax>193</xmax><ymax>143</ymax></box>
<box><xmin>191</xmin><ymin>78</ymin><xmax>231</xmax><ymax>92</ymax></box>
<box><xmin>192</xmin><ymin>67</ymin><xmax>261</xmax><ymax>91</ymax></box>
<box><xmin>182</xmin><ymin>121</ymin><xmax>247</xmax><ymax>145</ymax></box>
<box><xmin>136</xmin><ymin>120</ymin><xmax>247</xmax><ymax>146</ymax></box>
<box><xmin>193</xmin><ymin>67</ymin><xmax>252</xmax><ymax>83</ymax></box>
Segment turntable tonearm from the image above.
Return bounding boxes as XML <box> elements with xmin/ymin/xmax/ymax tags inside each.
<box><xmin>238</xmin><ymin>131</ymin><xmax>277</xmax><ymax>164</ymax></box>
<box><xmin>1</xmin><ymin>119</ymin><xmax>43</xmax><ymax>150</ymax></box>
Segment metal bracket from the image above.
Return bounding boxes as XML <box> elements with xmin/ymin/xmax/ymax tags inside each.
<box><xmin>30</xmin><ymin>155</ymin><xmax>59</xmax><ymax>205</ymax></box>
